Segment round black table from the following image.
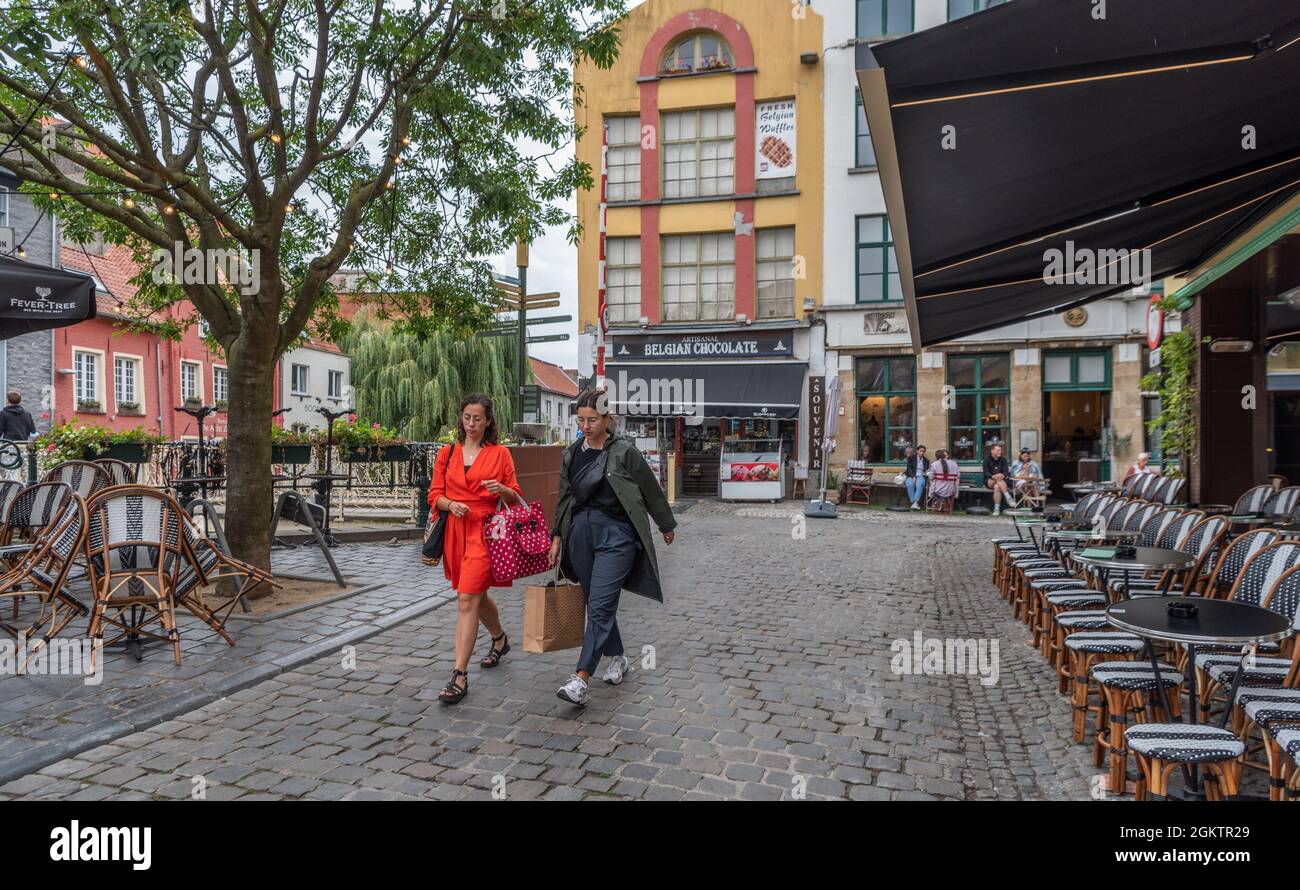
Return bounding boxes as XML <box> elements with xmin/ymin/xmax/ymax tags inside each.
<box><xmin>1106</xmin><ymin>596</ymin><xmax>1292</xmax><ymax>797</ymax></box>
<box><xmin>1072</xmin><ymin>546</ymin><xmax>1194</xmax><ymax>600</ymax></box>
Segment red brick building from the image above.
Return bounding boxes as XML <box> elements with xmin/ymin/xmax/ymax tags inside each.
<box><xmin>56</xmin><ymin>241</ymin><xmax>256</xmax><ymax>439</ymax></box>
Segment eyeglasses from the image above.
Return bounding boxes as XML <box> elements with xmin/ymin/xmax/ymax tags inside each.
<box><xmin>575</xmin><ymin>416</ymin><xmax>604</xmax><ymax>426</ymax></box>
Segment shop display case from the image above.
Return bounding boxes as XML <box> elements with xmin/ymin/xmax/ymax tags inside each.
<box><xmin>720</xmin><ymin>438</ymin><xmax>783</xmax><ymax>501</ymax></box>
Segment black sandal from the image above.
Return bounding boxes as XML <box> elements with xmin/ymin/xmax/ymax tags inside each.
<box><xmin>439</xmin><ymin>669</ymin><xmax>468</xmax><ymax>704</ymax></box>
<box><xmin>480</xmin><ymin>632</ymin><xmax>510</xmax><ymax>668</ymax></box>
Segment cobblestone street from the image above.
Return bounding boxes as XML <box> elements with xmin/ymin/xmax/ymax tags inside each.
<box><xmin>1</xmin><ymin>505</ymin><xmax>1100</xmax><ymax>801</ymax></box>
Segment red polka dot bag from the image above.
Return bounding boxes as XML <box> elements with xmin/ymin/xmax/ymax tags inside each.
<box><xmin>483</xmin><ymin>495</ymin><xmax>552</xmax><ymax>584</ymax></box>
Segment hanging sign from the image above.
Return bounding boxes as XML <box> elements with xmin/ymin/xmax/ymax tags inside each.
<box><xmin>755</xmin><ymin>100</ymin><xmax>797</xmax><ymax>180</ymax></box>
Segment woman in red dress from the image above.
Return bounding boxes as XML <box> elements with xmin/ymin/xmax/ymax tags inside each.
<box><xmin>428</xmin><ymin>394</ymin><xmax>525</xmax><ymax>704</ymax></box>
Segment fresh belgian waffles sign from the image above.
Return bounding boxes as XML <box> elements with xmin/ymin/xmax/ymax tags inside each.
<box><xmin>755</xmin><ymin>99</ymin><xmax>796</xmax><ymax>180</ymax></box>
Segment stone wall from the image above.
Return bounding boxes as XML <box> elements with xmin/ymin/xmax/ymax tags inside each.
<box><xmin>3</xmin><ymin>188</ymin><xmax>56</xmax><ymax>433</ymax></box>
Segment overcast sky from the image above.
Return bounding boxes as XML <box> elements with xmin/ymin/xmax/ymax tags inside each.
<box><xmin>485</xmin><ymin>0</ymin><xmax>649</xmax><ymax>370</ymax></box>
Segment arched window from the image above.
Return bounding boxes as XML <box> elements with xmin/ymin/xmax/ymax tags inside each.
<box><xmin>659</xmin><ymin>32</ymin><xmax>734</xmax><ymax>76</ymax></box>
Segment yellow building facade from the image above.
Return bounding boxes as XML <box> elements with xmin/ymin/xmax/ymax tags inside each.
<box><xmin>574</xmin><ymin>0</ymin><xmax>825</xmax><ymax>497</ymax></box>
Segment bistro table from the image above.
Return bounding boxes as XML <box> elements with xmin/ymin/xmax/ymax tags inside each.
<box><xmin>1072</xmin><ymin>546</ymin><xmax>1194</xmax><ymax>598</ymax></box>
<box><xmin>1005</xmin><ymin>509</ymin><xmax>1059</xmax><ymax>547</ymax></box>
<box><xmin>1105</xmin><ymin>596</ymin><xmax>1292</xmax><ymax>797</ymax></box>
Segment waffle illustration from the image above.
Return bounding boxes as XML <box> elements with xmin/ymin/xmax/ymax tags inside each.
<box><xmin>760</xmin><ymin>134</ymin><xmax>793</xmax><ymax>168</ymax></box>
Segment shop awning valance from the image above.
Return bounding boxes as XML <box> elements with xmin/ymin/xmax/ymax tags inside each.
<box><xmin>857</xmin><ymin>0</ymin><xmax>1300</xmax><ymax>348</ymax></box>
<box><xmin>604</xmin><ymin>361</ymin><xmax>805</xmax><ymax>419</ymax></box>
<box><xmin>0</xmin><ymin>255</ymin><xmax>96</xmax><ymax>339</ymax></box>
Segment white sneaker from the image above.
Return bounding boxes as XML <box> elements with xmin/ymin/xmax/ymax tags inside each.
<box><xmin>557</xmin><ymin>673</ymin><xmax>589</xmax><ymax>706</ymax></box>
<box><xmin>910</xmin><ymin>502</ymin><xmax>920</xmax><ymax>510</ymax></box>
<box><xmin>993</xmin><ymin>506</ymin><xmax>1002</xmax><ymax>516</ymax></box>
<box><xmin>602</xmin><ymin>655</ymin><xmax>633</xmax><ymax>685</ymax></box>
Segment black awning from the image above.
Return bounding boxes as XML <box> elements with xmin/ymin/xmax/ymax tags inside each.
<box><xmin>604</xmin><ymin>361</ymin><xmax>806</xmax><ymax>419</ymax></box>
<box><xmin>0</xmin><ymin>255</ymin><xmax>97</xmax><ymax>339</ymax></box>
<box><xmin>1268</xmin><ymin>301</ymin><xmax>1300</xmax><ymax>344</ymax></box>
<box><xmin>858</xmin><ymin>0</ymin><xmax>1300</xmax><ymax>347</ymax></box>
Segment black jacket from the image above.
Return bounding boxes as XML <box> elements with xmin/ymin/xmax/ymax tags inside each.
<box><xmin>983</xmin><ymin>454</ymin><xmax>1010</xmax><ymax>480</ymax></box>
<box><xmin>905</xmin><ymin>455</ymin><xmax>930</xmax><ymax>478</ymax></box>
<box><xmin>0</xmin><ymin>404</ymin><xmax>35</xmax><ymax>441</ymax></box>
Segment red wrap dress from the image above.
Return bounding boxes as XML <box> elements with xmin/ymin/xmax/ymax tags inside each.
<box><xmin>428</xmin><ymin>441</ymin><xmax>524</xmax><ymax>595</ymax></box>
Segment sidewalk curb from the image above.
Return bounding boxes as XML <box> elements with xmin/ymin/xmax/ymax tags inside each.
<box><xmin>0</xmin><ymin>594</ymin><xmax>454</xmax><ymax>786</ymax></box>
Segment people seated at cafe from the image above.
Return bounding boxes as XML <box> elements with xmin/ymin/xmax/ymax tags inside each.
<box><xmin>1010</xmin><ymin>448</ymin><xmax>1043</xmax><ymax>500</ymax></box>
<box><xmin>983</xmin><ymin>443</ymin><xmax>1011</xmax><ymax>516</ymax></box>
<box><xmin>905</xmin><ymin>444</ymin><xmax>930</xmax><ymax>510</ymax></box>
<box><xmin>1122</xmin><ymin>451</ymin><xmax>1156</xmax><ymax>484</ymax></box>
<box><xmin>928</xmin><ymin>449</ymin><xmax>961</xmax><ymax>505</ymax></box>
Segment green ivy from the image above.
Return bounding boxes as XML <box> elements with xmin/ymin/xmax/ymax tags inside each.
<box><xmin>1139</xmin><ymin>323</ymin><xmax>1199</xmax><ymax>478</ymax></box>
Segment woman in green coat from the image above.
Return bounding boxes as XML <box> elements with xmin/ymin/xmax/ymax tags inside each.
<box><xmin>547</xmin><ymin>387</ymin><xmax>677</xmax><ymax>707</ymax></box>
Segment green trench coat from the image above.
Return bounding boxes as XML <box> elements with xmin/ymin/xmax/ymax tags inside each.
<box><xmin>553</xmin><ymin>433</ymin><xmax>677</xmax><ymax>602</ymax></box>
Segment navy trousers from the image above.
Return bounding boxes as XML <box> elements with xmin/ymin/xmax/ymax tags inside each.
<box><xmin>567</xmin><ymin>507</ymin><xmax>640</xmax><ymax>675</ymax></box>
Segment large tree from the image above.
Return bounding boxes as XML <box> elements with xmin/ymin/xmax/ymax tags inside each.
<box><xmin>0</xmin><ymin>0</ymin><xmax>622</xmax><ymax>574</ymax></box>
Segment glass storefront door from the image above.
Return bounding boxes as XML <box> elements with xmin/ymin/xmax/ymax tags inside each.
<box><xmin>1042</xmin><ymin>349</ymin><xmax>1113</xmax><ymax>484</ymax></box>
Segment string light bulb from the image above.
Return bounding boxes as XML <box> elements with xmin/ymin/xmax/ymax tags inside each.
<box><xmin>269</xmin><ymin>132</ymin><xmax>282</xmax><ymax>144</ymax></box>
<box><xmin>72</xmin><ymin>55</ymin><xmax>88</xmax><ymax>69</ymax></box>
<box><xmin>162</xmin><ymin>203</ymin><xmax>175</xmax><ymax>215</ymax></box>
<box><xmin>122</xmin><ymin>192</ymin><xmax>136</xmax><ymax>209</ymax></box>
<box><xmin>48</xmin><ymin>192</ymin><xmax>59</xmax><ymax>200</ymax></box>
<box><xmin>16</xmin><ymin>246</ymin><xmax>26</xmax><ymax>258</ymax></box>
<box><xmin>385</xmin><ymin>180</ymin><xmax>395</xmax><ymax>190</ymax></box>
<box><xmin>401</xmin><ymin>135</ymin><xmax>411</xmax><ymax>146</ymax></box>
<box><xmin>286</xmin><ymin>200</ymin><xmax>297</xmax><ymax>213</ymax></box>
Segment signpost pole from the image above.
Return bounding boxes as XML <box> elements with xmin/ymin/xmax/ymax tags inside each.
<box><xmin>516</xmin><ymin>234</ymin><xmax>528</xmax><ymax>411</ymax></box>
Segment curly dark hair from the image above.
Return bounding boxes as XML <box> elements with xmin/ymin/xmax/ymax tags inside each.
<box><xmin>457</xmin><ymin>394</ymin><xmax>499</xmax><ymax>445</ymax></box>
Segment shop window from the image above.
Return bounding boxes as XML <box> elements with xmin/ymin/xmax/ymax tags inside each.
<box><xmin>948</xmin><ymin>353</ymin><xmax>1010</xmax><ymax>462</ymax></box>
<box><xmin>857</xmin><ymin>0</ymin><xmax>914</xmax><ymax>38</ymax></box>
<box><xmin>605</xmin><ymin>116</ymin><xmax>641</xmax><ymax>203</ymax></box>
<box><xmin>214</xmin><ymin>366</ymin><xmax>229</xmax><ymax>403</ymax></box>
<box><xmin>755</xmin><ymin>228</ymin><xmax>796</xmax><ymax>320</ymax></box>
<box><xmin>1041</xmin><ymin>350</ymin><xmax>1112</xmax><ymax>390</ymax></box>
<box><xmin>659</xmin><ymin>32</ymin><xmax>734</xmax><ymax>76</ymax></box>
<box><xmin>113</xmin><ymin>356</ymin><xmax>139</xmax><ymax>407</ymax></box>
<box><xmin>856</xmin><ymin>215</ymin><xmax>902</xmax><ymax>303</ymax></box>
<box><xmin>662</xmin><ymin>233</ymin><xmax>735</xmax><ymax>322</ymax></box>
<box><xmin>180</xmin><ymin>361</ymin><xmax>201</xmax><ymax>401</ymax></box>
<box><xmin>856</xmin><ymin>356</ymin><xmax>916</xmax><ymax>463</ymax></box>
<box><xmin>948</xmin><ymin>0</ymin><xmax>1009</xmax><ymax>21</ymax></box>
<box><xmin>290</xmin><ymin>363</ymin><xmax>309</xmax><ymax>395</ymax></box>
<box><xmin>855</xmin><ymin>90</ymin><xmax>876</xmax><ymax>168</ymax></box>
<box><xmin>662</xmin><ymin>108</ymin><xmax>735</xmax><ymax>199</ymax></box>
<box><xmin>74</xmin><ymin>350</ymin><xmax>101</xmax><ymax>408</ymax></box>
<box><xmin>607</xmin><ymin>237</ymin><xmax>642</xmax><ymax>325</ymax></box>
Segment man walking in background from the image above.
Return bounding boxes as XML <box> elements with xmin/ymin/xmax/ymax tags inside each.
<box><xmin>0</xmin><ymin>391</ymin><xmax>35</xmax><ymax>442</ymax></box>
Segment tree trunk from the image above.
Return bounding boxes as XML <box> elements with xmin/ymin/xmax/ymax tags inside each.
<box><xmin>223</xmin><ymin>332</ymin><xmax>278</xmax><ymax>598</ymax></box>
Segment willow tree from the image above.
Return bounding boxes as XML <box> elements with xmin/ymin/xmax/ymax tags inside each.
<box><xmin>342</xmin><ymin>309</ymin><xmax>530</xmax><ymax>440</ymax></box>
<box><xmin>0</xmin><ymin>0</ymin><xmax>623</xmax><ymax>574</ymax></box>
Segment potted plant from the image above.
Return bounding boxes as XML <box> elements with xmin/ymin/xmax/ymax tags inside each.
<box><xmin>271</xmin><ymin>424</ymin><xmax>314</xmax><ymax>465</ymax></box>
<box><xmin>76</xmin><ymin>398</ymin><xmax>102</xmax><ymax>413</ymax></box>
<box><xmin>214</xmin><ymin>399</ymin><xmax>228</xmax><ymax>412</ymax></box>
<box><xmin>117</xmin><ymin>400</ymin><xmax>142</xmax><ymax>415</ymax></box>
<box><xmin>183</xmin><ymin>396</ymin><xmax>203</xmax><ymax>410</ymax></box>
<box><xmin>34</xmin><ymin>423</ymin><xmax>161</xmax><ymax>464</ymax></box>
<box><xmin>327</xmin><ymin>417</ymin><xmax>410</xmax><ymax>462</ymax></box>
<box><xmin>104</xmin><ymin>427</ymin><xmax>161</xmax><ymax>463</ymax></box>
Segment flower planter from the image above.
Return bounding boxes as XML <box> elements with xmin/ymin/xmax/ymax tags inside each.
<box><xmin>343</xmin><ymin>444</ymin><xmax>411</xmax><ymax>463</ymax></box>
<box><xmin>271</xmin><ymin>444</ymin><xmax>313</xmax><ymax>465</ymax></box>
<box><xmin>105</xmin><ymin>443</ymin><xmax>150</xmax><ymax>463</ymax></box>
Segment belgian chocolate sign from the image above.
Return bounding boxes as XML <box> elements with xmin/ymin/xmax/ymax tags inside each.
<box><xmin>611</xmin><ymin>329</ymin><xmax>793</xmax><ymax>361</ymax></box>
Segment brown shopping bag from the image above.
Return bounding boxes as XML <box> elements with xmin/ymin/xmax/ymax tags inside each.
<box><xmin>523</xmin><ymin>572</ymin><xmax>586</xmax><ymax>653</ymax></box>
